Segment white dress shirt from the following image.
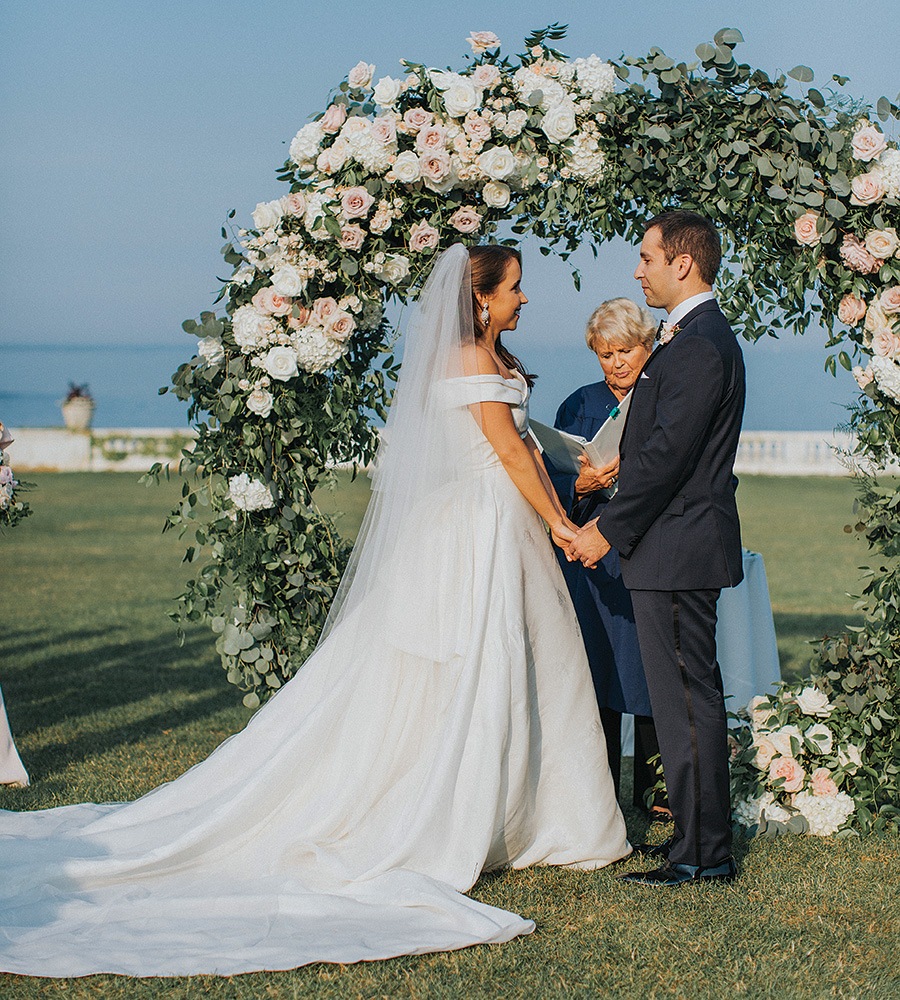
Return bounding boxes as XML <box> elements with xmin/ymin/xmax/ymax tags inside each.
<box><xmin>667</xmin><ymin>290</ymin><xmax>716</xmax><ymax>326</ymax></box>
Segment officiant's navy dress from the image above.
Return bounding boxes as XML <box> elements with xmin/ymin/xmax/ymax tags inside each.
<box><xmin>545</xmin><ymin>381</ymin><xmax>652</xmax><ymax>720</ymax></box>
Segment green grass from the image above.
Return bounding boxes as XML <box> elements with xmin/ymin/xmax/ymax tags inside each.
<box><xmin>1</xmin><ymin>473</ymin><xmax>897</xmax><ymax>999</ymax></box>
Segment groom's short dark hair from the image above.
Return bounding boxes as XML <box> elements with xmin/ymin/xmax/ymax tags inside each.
<box><xmin>646</xmin><ymin>210</ymin><xmax>721</xmax><ymax>286</ymax></box>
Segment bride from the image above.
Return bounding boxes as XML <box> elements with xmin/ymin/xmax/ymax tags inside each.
<box><xmin>0</xmin><ymin>244</ymin><xmax>629</xmax><ymax>978</ymax></box>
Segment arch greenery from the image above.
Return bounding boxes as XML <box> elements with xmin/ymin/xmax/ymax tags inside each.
<box><xmin>151</xmin><ymin>27</ymin><xmax>900</xmax><ymax>835</ymax></box>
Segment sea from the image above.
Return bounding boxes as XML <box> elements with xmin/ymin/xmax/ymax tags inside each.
<box><xmin>2</xmin><ymin>340</ymin><xmax>859</xmax><ymax>433</ymax></box>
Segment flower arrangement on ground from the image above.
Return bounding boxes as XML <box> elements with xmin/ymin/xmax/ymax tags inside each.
<box><xmin>0</xmin><ymin>423</ymin><xmax>32</xmax><ymax>530</ymax></box>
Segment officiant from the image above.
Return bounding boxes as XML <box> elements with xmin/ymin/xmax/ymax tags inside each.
<box><xmin>544</xmin><ymin>299</ymin><xmax>665</xmax><ymax>817</ymax></box>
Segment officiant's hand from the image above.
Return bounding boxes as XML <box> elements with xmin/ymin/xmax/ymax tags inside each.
<box><xmin>566</xmin><ymin>518</ymin><xmax>611</xmax><ymax>568</ymax></box>
<box><xmin>550</xmin><ymin>518</ymin><xmax>578</xmax><ymax>550</ymax></box>
<box><xmin>574</xmin><ymin>455</ymin><xmax>619</xmax><ymax>497</ymax></box>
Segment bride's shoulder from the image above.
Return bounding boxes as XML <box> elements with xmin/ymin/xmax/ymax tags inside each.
<box><xmin>461</xmin><ymin>342</ymin><xmax>503</xmax><ymax>378</ymax></box>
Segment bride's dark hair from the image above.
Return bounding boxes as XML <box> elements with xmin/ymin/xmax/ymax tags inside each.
<box><xmin>469</xmin><ymin>245</ymin><xmax>536</xmax><ymax>387</ymax></box>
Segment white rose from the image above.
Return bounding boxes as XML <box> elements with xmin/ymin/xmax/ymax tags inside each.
<box><xmin>373</xmin><ymin>75</ymin><xmax>403</xmax><ymax>107</ymax></box>
<box><xmin>769</xmin><ymin>724</ymin><xmax>803</xmax><ymax>758</ymax></box>
<box><xmin>795</xmin><ymin>686</ymin><xmax>834</xmax><ymax>717</ymax></box>
<box><xmin>197</xmin><ymin>336</ymin><xmax>225</xmax><ymax>366</ymax></box>
<box><xmin>477</xmin><ymin>146</ymin><xmax>516</xmax><ymax>180</ymax></box>
<box><xmin>443</xmin><ymin>82</ymin><xmax>480</xmax><ymax>119</ymax></box>
<box><xmin>374</xmin><ymin>253</ymin><xmax>411</xmax><ymax>284</ymax></box>
<box><xmin>263</xmin><ymin>345</ymin><xmax>299</xmax><ymax>381</ymax></box>
<box><xmin>246</xmin><ymin>387</ymin><xmax>274</xmax><ymax>418</ymax></box>
<box><xmin>865</xmin><ymin>227</ymin><xmax>900</xmax><ymax>260</ymax></box>
<box><xmin>392</xmin><ymin>150</ymin><xmax>422</xmax><ymax>183</ymax></box>
<box><xmin>482</xmin><ymin>180</ymin><xmax>511</xmax><ymax>208</ymax></box>
<box><xmin>541</xmin><ymin>101</ymin><xmax>577</xmax><ymax>144</ymax></box>
<box><xmin>804</xmin><ymin>722</ymin><xmax>834</xmax><ymax>755</ymax></box>
<box><xmin>251</xmin><ymin>199</ymin><xmax>284</xmax><ymax>231</ymax></box>
<box><xmin>837</xmin><ymin>744</ymin><xmax>863</xmax><ymax>773</ymax></box>
<box><xmin>271</xmin><ymin>264</ymin><xmax>307</xmax><ymax>297</ymax></box>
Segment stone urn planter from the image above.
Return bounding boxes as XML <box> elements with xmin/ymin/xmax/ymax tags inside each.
<box><xmin>61</xmin><ymin>385</ymin><xmax>95</xmax><ymax>431</ymax></box>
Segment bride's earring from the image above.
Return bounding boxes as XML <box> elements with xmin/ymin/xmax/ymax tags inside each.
<box><xmin>480</xmin><ymin>302</ymin><xmax>490</xmax><ymax>325</ymax></box>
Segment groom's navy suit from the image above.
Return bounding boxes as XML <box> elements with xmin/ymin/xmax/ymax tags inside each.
<box><xmin>596</xmin><ymin>299</ymin><xmax>745</xmax><ymax>868</ymax></box>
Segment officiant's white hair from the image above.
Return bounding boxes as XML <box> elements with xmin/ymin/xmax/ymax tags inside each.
<box><xmin>585</xmin><ymin>298</ymin><xmax>656</xmax><ymax>353</ymax></box>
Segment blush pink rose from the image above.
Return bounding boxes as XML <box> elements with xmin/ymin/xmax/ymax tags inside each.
<box><xmin>853</xmin><ymin>364</ymin><xmax>874</xmax><ymax>389</ymax></box>
<box><xmin>464</xmin><ymin>114</ymin><xmax>492</xmax><ymax>142</ymax></box>
<box><xmin>419</xmin><ymin>150</ymin><xmax>452</xmax><ymax>183</ymax></box>
<box><xmin>850</xmin><ymin>170</ymin><xmax>885</xmax><ymax>206</ymax></box>
<box><xmin>402</xmin><ymin>107</ymin><xmax>434</xmax><ymax>133</ymax></box>
<box><xmin>370</xmin><ymin>115</ymin><xmax>398</xmax><ymax>146</ymax></box>
<box><xmin>409</xmin><ymin>219</ymin><xmax>440</xmax><ymax>252</ymax></box>
<box><xmin>794</xmin><ymin>212</ymin><xmax>821</xmax><ymax>247</ymax></box>
<box><xmin>851</xmin><ymin>124</ymin><xmax>888</xmax><ymax>162</ymax></box>
<box><xmin>810</xmin><ymin>767</ymin><xmax>839</xmax><ymax>798</ymax></box>
<box><xmin>471</xmin><ymin>64</ymin><xmax>501</xmax><ymax>90</ymax></box>
<box><xmin>0</xmin><ymin>466</ymin><xmax>13</xmax><ymax>485</ymax></box>
<box><xmin>838</xmin><ymin>294</ymin><xmax>867</xmax><ymax>326</ymax></box>
<box><xmin>865</xmin><ymin>227</ymin><xmax>900</xmax><ymax>260</ymax></box>
<box><xmin>312</xmin><ymin>297</ymin><xmax>340</xmax><ymax>325</ymax></box>
<box><xmin>840</xmin><ymin>234</ymin><xmax>881</xmax><ymax>275</ymax></box>
<box><xmin>320</xmin><ymin>104</ymin><xmax>348</xmax><ymax>134</ymax></box>
<box><xmin>339</xmin><ymin>224</ymin><xmax>366</xmax><ymax>251</ymax></box>
<box><xmin>880</xmin><ymin>286</ymin><xmax>900</xmax><ymax>314</ymax></box>
<box><xmin>282</xmin><ymin>191</ymin><xmax>307</xmax><ymax>217</ymax></box>
<box><xmin>340</xmin><ymin>186</ymin><xmax>375</xmax><ymax>219</ymax></box>
<box><xmin>347</xmin><ymin>61</ymin><xmax>375</xmax><ymax>90</ymax></box>
<box><xmin>871</xmin><ymin>328</ymin><xmax>900</xmax><ymax>358</ymax></box>
<box><xmin>252</xmin><ymin>286</ymin><xmax>293</xmax><ymax>317</ymax></box>
<box><xmin>449</xmin><ymin>205</ymin><xmax>482</xmax><ymax>233</ymax></box>
<box><xmin>327</xmin><ymin>311</ymin><xmax>356</xmax><ymax>341</ymax></box>
<box><xmin>769</xmin><ymin>756</ymin><xmax>806</xmax><ymax>793</ymax></box>
<box><xmin>416</xmin><ymin>124</ymin><xmax>448</xmax><ymax>153</ymax></box>
<box><xmin>466</xmin><ymin>31</ymin><xmax>501</xmax><ymax>55</ymax></box>
<box><xmin>286</xmin><ymin>307</ymin><xmax>312</xmax><ymax>330</ymax></box>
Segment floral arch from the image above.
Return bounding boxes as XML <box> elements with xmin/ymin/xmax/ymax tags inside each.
<box><xmin>157</xmin><ymin>27</ymin><xmax>900</xmax><ymax>835</ymax></box>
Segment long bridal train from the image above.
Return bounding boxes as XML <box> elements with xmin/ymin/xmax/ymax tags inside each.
<box><xmin>0</xmin><ymin>247</ymin><xmax>629</xmax><ymax>977</ymax></box>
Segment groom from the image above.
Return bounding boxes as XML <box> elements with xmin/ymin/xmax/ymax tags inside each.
<box><xmin>567</xmin><ymin>210</ymin><xmax>745</xmax><ymax>885</ymax></box>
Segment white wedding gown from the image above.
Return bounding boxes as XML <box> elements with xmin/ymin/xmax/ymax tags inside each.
<box><xmin>0</xmin><ymin>250</ymin><xmax>629</xmax><ymax>978</ymax></box>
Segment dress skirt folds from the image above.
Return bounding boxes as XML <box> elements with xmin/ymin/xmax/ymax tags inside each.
<box><xmin>0</xmin><ymin>373</ymin><xmax>629</xmax><ymax>977</ymax></box>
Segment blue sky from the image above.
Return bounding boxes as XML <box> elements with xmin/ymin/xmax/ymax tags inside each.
<box><xmin>1</xmin><ymin>1</ymin><xmax>898</xmax><ymax>428</ymax></box>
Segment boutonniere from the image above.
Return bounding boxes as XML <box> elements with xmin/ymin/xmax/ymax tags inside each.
<box><xmin>658</xmin><ymin>321</ymin><xmax>681</xmax><ymax>345</ymax></box>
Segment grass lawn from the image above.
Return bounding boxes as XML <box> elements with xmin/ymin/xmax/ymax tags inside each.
<box><xmin>1</xmin><ymin>473</ymin><xmax>897</xmax><ymax>999</ymax></box>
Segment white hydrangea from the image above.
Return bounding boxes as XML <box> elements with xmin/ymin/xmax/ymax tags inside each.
<box><xmin>289</xmin><ymin>122</ymin><xmax>325</xmax><ymax>166</ymax></box>
<box><xmin>876</xmin><ymin>147</ymin><xmax>900</xmax><ymax>199</ymax></box>
<box><xmin>231</xmin><ymin>304</ymin><xmax>276</xmax><ymax>351</ymax></box>
<box><xmin>567</xmin><ymin>131</ymin><xmax>606</xmax><ymax>183</ymax></box>
<box><xmin>733</xmin><ymin>791</ymin><xmax>793</xmax><ymax>828</ymax></box>
<box><xmin>512</xmin><ymin>67</ymin><xmax>567</xmax><ymax>110</ymax></box>
<box><xmin>228</xmin><ymin>473</ymin><xmax>275</xmax><ymax>512</ymax></box>
<box><xmin>346</xmin><ymin>124</ymin><xmax>395</xmax><ymax>173</ymax></box>
<box><xmin>793</xmin><ymin>790</ymin><xmax>855</xmax><ymax>836</ymax></box>
<box><xmin>870</xmin><ymin>353</ymin><xmax>900</xmax><ymax>402</ymax></box>
<box><xmin>572</xmin><ymin>55</ymin><xmax>616</xmax><ymax>100</ymax></box>
<box><xmin>292</xmin><ymin>326</ymin><xmax>347</xmax><ymax>373</ymax></box>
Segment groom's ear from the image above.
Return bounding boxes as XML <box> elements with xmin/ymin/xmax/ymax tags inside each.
<box><xmin>674</xmin><ymin>253</ymin><xmax>695</xmax><ymax>281</ymax></box>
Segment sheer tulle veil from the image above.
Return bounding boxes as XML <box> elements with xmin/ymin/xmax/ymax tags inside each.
<box><xmin>321</xmin><ymin>243</ymin><xmax>483</xmax><ymax>651</ymax></box>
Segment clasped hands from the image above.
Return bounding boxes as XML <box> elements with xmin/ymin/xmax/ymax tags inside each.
<box><xmin>549</xmin><ymin>516</ymin><xmax>611</xmax><ymax>568</ymax></box>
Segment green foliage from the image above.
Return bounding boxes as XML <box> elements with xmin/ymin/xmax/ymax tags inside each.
<box><xmin>170</xmin><ymin>21</ymin><xmax>900</xmax><ymax>781</ymax></box>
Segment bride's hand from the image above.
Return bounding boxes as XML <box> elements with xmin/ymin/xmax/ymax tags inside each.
<box><xmin>574</xmin><ymin>455</ymin><xmax>619</xmax><ymax>496</ymax></box>
<box><xmin>550</xmin><ymin>518</ymin><xmax>577</xmax><ymax>549</ymax></box>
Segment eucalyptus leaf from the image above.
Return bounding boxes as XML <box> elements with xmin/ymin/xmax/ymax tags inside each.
<box><xmin>788</xmin><ymin>65</ymin><xmax>814</xmax><ymax>83</ymax></box>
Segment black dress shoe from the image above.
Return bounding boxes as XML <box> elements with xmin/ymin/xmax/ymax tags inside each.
<box><xmin>617</xmin><ymin>857</ymin><xmax>737</xmax><ymax>887</ymax></box>
<box><xmin>632</xmin><ymin>836</ymin><xmax>672</xmax><ymax>859</ymax></box>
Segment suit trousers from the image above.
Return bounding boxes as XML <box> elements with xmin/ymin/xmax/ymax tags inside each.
<box><xmin>629</xmin><ymin>588</ymin><xmax>732</xmax><ymax>867</ymax></box>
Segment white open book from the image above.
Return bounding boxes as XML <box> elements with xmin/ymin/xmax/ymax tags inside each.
<box><xmin>529</xmin><ymin>390</ymin><xmax>632</xmax><ymax>475</ymax></box>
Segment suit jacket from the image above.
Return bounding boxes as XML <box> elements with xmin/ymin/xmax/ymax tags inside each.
<box><xmin>596</xmin><ymin>300</ymin><xmax>745</xmax><ymax>591</ymax></box>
